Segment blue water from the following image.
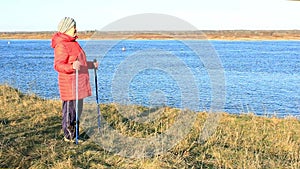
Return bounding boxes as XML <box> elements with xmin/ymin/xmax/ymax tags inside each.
<box><xmin>0</xmin><ymin>39</ymin><xmax>299</xmax><ymax>117</ymax></box>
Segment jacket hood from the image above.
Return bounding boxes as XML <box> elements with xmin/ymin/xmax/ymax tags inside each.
<box><xmin>51</xmin><ymin>32</ymin><xmax>77</xmax><ymax>48</ymax></box>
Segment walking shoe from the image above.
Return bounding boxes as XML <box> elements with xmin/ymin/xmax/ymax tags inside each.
<box><xmin>64</xmin><ymin>137</ymin><xmax>74</xmax><ymax>143</ymax></box>
<box><xmin>64</xmin><ymin>137</ymin><xmax>83</xmax><ymax>143</ymax></box>
<box><xmin>75</xmin><ymin>139</ymin><xmax>84</xmax><ymax>143</ymax></box>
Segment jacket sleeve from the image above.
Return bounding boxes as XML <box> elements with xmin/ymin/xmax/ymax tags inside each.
<box><xmin>87</xmin><ymin>61</ymin><xmax>95</xmax><ymax>69</ymax></box>
<box><xmin>54</xmin><ymin>44</ymin><xmax>74</xmax><ymax>74</ymax></box>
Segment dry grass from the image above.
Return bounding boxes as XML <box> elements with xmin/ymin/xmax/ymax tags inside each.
<box><xmin>1</xmin><ymin>84</ymin><xmax>300</xmax><ymax>168</ymax></box>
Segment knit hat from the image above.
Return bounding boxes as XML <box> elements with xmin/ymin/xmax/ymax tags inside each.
<box><xmin>57</xmin><ymin>17</ymin><xmax>76</xmax><ymax>33</ymax></box>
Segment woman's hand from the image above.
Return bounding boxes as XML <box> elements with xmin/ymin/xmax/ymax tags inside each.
<box><xmin>72</xmin><ymin>60</ymin><xmax>81</xmax><ymax>70</ymax></box>
<box><xmin>93</xmin><ymin>61</ymin><xmax>99</xmax><ymax>69</ymax></box>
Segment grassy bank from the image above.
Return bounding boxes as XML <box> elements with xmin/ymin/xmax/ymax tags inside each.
<box><xmin>1</xmin><ymin>84</ymin><xmax>300</xmax><ymax>168</ymax></box>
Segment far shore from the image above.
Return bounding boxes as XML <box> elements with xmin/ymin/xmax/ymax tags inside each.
<box><xmin>1</xmin><ymin>30</ymin><xmax>300</xmax><ymax>40</ymax></box>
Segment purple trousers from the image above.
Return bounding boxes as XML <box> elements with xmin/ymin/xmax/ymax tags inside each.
<box><xmin>62</xmin><ymin>99</ymin><xmax>83</xmax><ymax>139</ymax></box>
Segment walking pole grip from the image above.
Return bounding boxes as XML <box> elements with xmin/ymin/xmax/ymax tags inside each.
<box><xmin>93</xmin><ymin>59</ymin><xmax>97</xmax><ymax>69</ymax></box>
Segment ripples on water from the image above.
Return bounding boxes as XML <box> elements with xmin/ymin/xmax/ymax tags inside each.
<box><xmin>0</xmin><ymin>40</ymin><xmax>299</xmax><ymax>117</ymax></box>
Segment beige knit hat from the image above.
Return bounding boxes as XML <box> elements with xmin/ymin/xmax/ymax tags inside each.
<box><xmin>57</xmin><ymin>17</ymin><xmax>76</xmax><ymax>33</ymax></box>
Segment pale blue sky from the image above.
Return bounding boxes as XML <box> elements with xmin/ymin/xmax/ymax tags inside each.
<box><xmin>1</xmin><ymin>0</ymin><xmax>300</xmax><ymax>31</ymax></box>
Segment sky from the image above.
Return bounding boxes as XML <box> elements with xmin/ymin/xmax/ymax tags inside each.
<box><xmin>1</xmin><ymin>0</ymin><xmax>300</xmax><ymax>31</ymax></box>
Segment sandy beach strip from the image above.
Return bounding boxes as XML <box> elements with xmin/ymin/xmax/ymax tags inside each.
<box><xmin>1</xmin><ymin>30</ymin><xmax>300</xmax><ymax>40</ymax></box>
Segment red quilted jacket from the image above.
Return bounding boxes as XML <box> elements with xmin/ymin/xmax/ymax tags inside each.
<box><xmin>51</xmin><ymin>32</ymin><xmax>93</xmax><ymax>101</ymax></box>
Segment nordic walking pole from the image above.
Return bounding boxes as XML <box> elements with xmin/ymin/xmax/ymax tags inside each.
<box><xmin>75</xmin><ymin>59</ymin><xmax>79</xmax><ymax>144</ymax></box>
<box><xmin>94</xmin><ymin>59</ymin><xmax>101</xmax><ymax>133</ymax></box>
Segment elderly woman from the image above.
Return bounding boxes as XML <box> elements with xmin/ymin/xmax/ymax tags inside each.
<box><xmin>51</xmin><ymin>17</ymin><xmax>98</xmax><ymax>143</ymax></box>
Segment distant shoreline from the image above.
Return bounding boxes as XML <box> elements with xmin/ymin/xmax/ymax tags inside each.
<box><xmin>1</xmin><ymin>30</ymin><xmax>300</xmax><ymax>40</ymax></box>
